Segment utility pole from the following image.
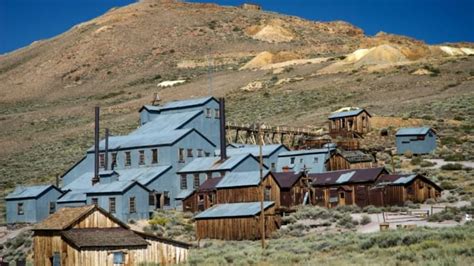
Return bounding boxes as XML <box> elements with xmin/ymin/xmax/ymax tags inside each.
<box><xmin>258</xmin><ymin>123</ymin><xmax>266</xmax><ymax>249</ymax></box>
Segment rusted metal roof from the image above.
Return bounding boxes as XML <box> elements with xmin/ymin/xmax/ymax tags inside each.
<box><xmin>272</xmin><ymin>172</ymin><xmax>304</xmax><ymax>189</ymax></box>
<box><xmin>339</xmin><ymin>150</ymin><xmax>373</xmax><ymax>163</ymax></box>
<box><xmin>309</xmin><ymin>167</ymin><xmax>387</xmax><ymax>186</ymax></box>
<box><xmin>199</xmin><ymin>177</ymin><xmax>223</xmax><ymax>191</ymax></box>
<box><xmin>61</xmin><ymin>228</ymin><xmax>148</xmax><ymax>249</ymax></box>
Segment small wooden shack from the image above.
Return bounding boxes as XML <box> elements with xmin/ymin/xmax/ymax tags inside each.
<box><xmin>194</xmin><ymin>202</ymin><xmax>280</xmax><ymax>240</ymax></box>
<box><xmin>182</xmin><ymin>177</ymin><xmax>222</xmax><ymax>212</ymax></box>
<box><xmin>241</xmin><ymin>3</ymin><xmax>262</xmax><ymax>10</ymax></box>
<box><xmin>328</xmin><ymin>108</ymin><xmax>371</xmax><ymax>137</ymax></box>
<box><xmin>32</xmin><ymin>205</ymin><xmax>190</xmax><ymax>266</ymax></box>
<box><xmin>327</xmin><ymin>150</ymin><xmax>375</xmax><ymax>171</ymax></box>
<box><xmin>272</xmin><ymin>172</ymin><xmax>309</xmax><ymax>208</ymax></box>
<box><xmin>370</xmin><ymin>174</ymin><xmax>442</xmax><ymax>206</ymax></box>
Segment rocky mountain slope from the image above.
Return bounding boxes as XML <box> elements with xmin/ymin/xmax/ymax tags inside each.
<box><xmin>0</xmin><ymin>0</ymin><xmax>473</xmax><ymax>221</ymax></box>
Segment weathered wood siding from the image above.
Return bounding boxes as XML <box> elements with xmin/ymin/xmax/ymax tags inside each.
<box><xmin>327</xmin><ymin>154</ymin><xmax>373</xmax><ymax>171</ymax></box>
<box><xmin>72</xmin><ymin>210</ymin><xmax>120</xmax><ymax>229</ymax></box>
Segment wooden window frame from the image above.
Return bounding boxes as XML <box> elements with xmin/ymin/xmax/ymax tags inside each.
<box><xmin>178</xmin><ymin>148</ymin><xmax>185</xmax><ymax>162</ymax></box>
<box><xmin>187</xmin><ymin>148</ymin><xmax>193</xmax><ymax>158</ymax></box>
<box><xmin>49</xmin><ymin>202</ymin><xmax>56</xmax><ymax>214</ymax></box>
<box><xmin>99</xmin><ymin>153</ymin><xmax>105</xmax><ymax>168</ymax></box>
<box><xmin>129</xmin><ymin>196</ymin><xmax>136</xmax><ymax>213</ymax></box>
<box><xmin>138</xmin><ymin>150</ymin><xmax>145</xmax><ymax>165</ymax></box>
<box><xmin>148</xmin><ymin>193</ymin><xmax>155</xmax><ymax>206</ymax></box>
<box><xmin>113</xmin><ymin>251</ymin><xmax>124</xmax><ymax>264</ymax></box>
<box><xmin>215</xmin><ymin>108</ymin><xmax>220</xmax><ymax>119</ymax></box>
<box><xmin>193</xmin><ymin>174</ymin><xmax>200</xmax><ymax>189</ymax></box>
<box><xmin>197</xmin><ymin>149</ymin><xmax>203</xmax><ymax>157</ymax></box>
<box><xmin>125</xmin><ymin>152</ymin><xmax>131</xmax><ymax>167</ymax></box>
<box><xmin>206</xmin><ymin>108</ymin><xmax>212</xmax><ymax>118</ymax></box>
<box><xmin>290</xmin><ymin>157</ymin><xmax>295</xmax><ymax>164</ymax></box>
<box><xmin>151</xmin><ymin>149</ymin><xmax>158</xmax><ymax>164</ymax></box>
<box><xmin>180</xmin><ymin>174</ymin><xmax>188</xmax><ymax>190</ymax></box>
<box><xmin>91</xmin><ymin>197</ymin><xmax>98</xmax><ymax>206</ymax></box>
<box><xmin>264</xmin><ymin>186</ymin><xmax>271</xmax><ymax>201</ymax></box>
<box><xmin>109</xmin><ymin>197</ymin><xmax>116</xmax><ymax>213</ymax></box>
<box><xmin>111</xmin><ymin>152</ymin><xmax>118</xmax><ymax>168</ymax></box>
<box><xmin>17</xmin><ymin>203</ymin><xmax>24</xmax><ymax>215</ymax></box>
<box><xmin>163</xmin><ymin>191</ymin><xmax>170</xmax><ymax>206</ymax></box>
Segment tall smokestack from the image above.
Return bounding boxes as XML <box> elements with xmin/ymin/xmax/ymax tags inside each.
<box><xmin>104</xmin><ymin>128</ymin><xmax>109</xmax><ymax>171</ymax></box>
<box><xmin>219</xmin><ymin>98</ymin><xmax>227</xmax><ymax>161</ymax></box>
<box><xmin>92</xmin><ymin>106</ymin><xmax>100</xmax><ymax>186</ymax></box>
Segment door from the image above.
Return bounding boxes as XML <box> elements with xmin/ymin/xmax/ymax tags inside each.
<box><xmin>339</xmin><ymin>192</ymin><xmax>346</xmax><ymax>206</ymax></box>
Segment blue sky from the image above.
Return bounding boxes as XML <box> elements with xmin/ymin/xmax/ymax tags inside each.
<box><xmin>1</xmin><ymin>0</ymin><xmax>473</xmax><ymax>54</ymax></box>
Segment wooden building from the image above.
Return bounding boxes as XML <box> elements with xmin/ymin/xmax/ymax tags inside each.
<box><xmin>370</xmin><ymin>174</ymin><xmax>442</xmax><ymax>206</ymax></box>
<box><xmin>309</xmin><ymin>167</ymin><xmax>388</xmax><ymax>208</ymax></box>
<box><xmin>272</xmin><ymin>172</ymin><xmax>309</xmax><ymax>208</ymax></box>
<box><xmin>194</xmin><ymin>202</ymin><xmax>280</xmax><ymax>240</ymax></box>
<box><xmin>32</xmin><ymin>205</ymin><xmax>190</xmax><ymax>266</ymax></box>
<box><xmin>327</xmin><ymin>150</ymin><xmax>375</xmax><ymax>171</ymax></box>
<box><xmin>328</xmin><ymin>108</ymin><xmax>371</xmax><ymax>138</ymax></box>
<box><xmin>182</xmin><ymin>177</ymin><xmax>222</xmax><ymax>212</ymax></box>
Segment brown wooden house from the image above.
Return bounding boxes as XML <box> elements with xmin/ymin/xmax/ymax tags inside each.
<box><xmin>32</xmin><ymin>205</ymin><xmax>190</xmax><ymax>266</ymax></box>
<box><xmin>370</xmin><ymin>174</ymin><xmax>442</xmax><ymax>206</ymax></box>
<box><xmin>182</xmin><ymin>177</ymin><xmax>222</xmax><ymax>213</ymax></box>
<box><xmin>194</xmin><ymin>201</ymin><xmax>280</xmax><ymax>240</ymax></box>
<box><xmin>272</xmin><ymin>172</ymin><xmax>309</xmax><ymax>209</ymax></box>
<box><xmin>327</xmin><ymin>150</ymin><xmax>375</xmax><ymax>171</ymax></box>
<box><xmin>328</xmin><ymin>108</ymin><xmax>371</xmax><ymax>138</ymax></box>
<box><xmin>309</xmin><ymin>167</ymin><xmax>388</xmax><ymax>208</ymax></box>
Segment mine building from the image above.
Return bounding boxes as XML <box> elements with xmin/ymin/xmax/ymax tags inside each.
<box><xmin>328</xmin><ymin>107</ymin><xmax>371</xmax><ymax>138</ymax></box>
<box><xmin>395</xmin><ymin>127</ymin><xmax>437</xmax><ymax>155</ymax></box>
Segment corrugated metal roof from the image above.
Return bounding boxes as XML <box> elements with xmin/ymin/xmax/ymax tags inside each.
<box><xmin>178</xmin><ymin>154</ymin><xmax>254</xmax><ymax>173</ymax></box>
<box><xmin>272</xmin><ymin>172</ymin><xmax>304</xmax><ymax>189</ymax></box>
<box><xmin>339</xmin><ymin>150</ymin><xmax>373</xmax><ymax>163</ymax></box>
<box><xmin>278</xmin><ymin>148</ymin><xmax>333</xmax><ymax>157</ymax></box>
<box><xmin>142</xmin><ymin>97</ymin><xmax>215</xmax><ymax>113</ymax></box>
<box><xmin>396</xmin><ymin>127</ymin><xmax>432</xmax><ymax>136</ymax></box>
<box><xmin>194</xmin><ymin>201</ymin><xmax>274</xmax><ymax>219</ymax></box>
<box><xmin>6</xmin><ymin>185</ymin><xmax>58</xmax><ymax>200</ymax></box>
<box><xmin>57</xmin><ymin>190</ymin><xmax>87</xmax><ymax>203</ymax></box>
<box><xmin>86</xmin><ymin>180</ymin><xmax>148</xmax><ymax>194</ymax></box>
<box><xmin>328</xmin><ymin>108</ymin><xmax>368</xmax><ymax>119</ymax></box>
<box><xmin>175</xmin><ymin>190</ymin><xmax>194</xmax><ymax>200</ymax></box>
<box><xmin>131</xmin><ymin>110</ymin><xmax>202</xmax><ymax>135</ymax></box>
<box><xmin>216</xmin><ymin>170</ymin><xmax>270</xmax><ymax>188</ymax></box>
<box><xmin>215</xmin><ymin>144</ymin><xmax>286</xmax><ymax>157</ymax></box>
<box><xmin>335</xmin><ymin>171</ymin><xmax>355</xmax><ymax>183</ymax></box>
<box><xmin>310</xmin><ymin>167</ymin><xmax>386</xmax><ymax>186</ymax></box>
<box><xmin>198</xmin><ymin>177</ymin><xmax>223</xmax><ymax>191</ymax></box>
<box><xmin>393</xmin><ymin>174</ymin><xmax>417</xmax><ymax>184</ymax></box>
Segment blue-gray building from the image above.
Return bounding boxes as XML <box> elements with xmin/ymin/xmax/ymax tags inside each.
<box><xmin>5</xmin><ymin>185</ymin><xmax>63</xmax><ymax>224</ymax></box>
<box><xmin>215</xmin><ymin>144</ymin><xmax>289</xmax><ymax>171</ymax></box>
<box><xmin>277</xmin><ymin>148</ymin><xmax>335</xmax><ymax>174</ymax></box>
<box><xmin>396</xmin><ymin>127</ymin><xmax>437</xmax><ymax>155</ymax></box>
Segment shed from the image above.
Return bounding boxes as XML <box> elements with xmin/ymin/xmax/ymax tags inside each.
<box><xmin>182</xmin><ymin>177</ymin><xmax>223</xmax><ymax>212</ymax></box>
<box><xmin>32</xmin><ymin>205</ymin><xmax>190</xmax><ymax>266</ymax></box>
<box><xmin>5</xmin><ymin>185</ymin><xmax>63</xmax><ymax>224</ymax></box>
<box><xmin>395</xmin><ymin>127</ymin><xmax>437</xmax><ymax>155</ymax></box>
<box><xmin>194</xmin><ymin>202</ymin><xmax>280</xmax><ymax>240</ymax></box>
<box><xmin>328</xmin><ymin>108</ymin><xmax>371</xmax><ymax>137</ymax></box>
<box><xmin>276</xmin><ymin>148</ymin><xmax>334</xmax><ymax>174</ymax></box>
<box><xmin>272</xmin><ymin>172</ymin><xmax>309</xmax><ymax>208</ymax></box>
<box><xmin>327</xmin><ymin>150</ymin><xmax>374</xmax><ymax>171</ymax></box>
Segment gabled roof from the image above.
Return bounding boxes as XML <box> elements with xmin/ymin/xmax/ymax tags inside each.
<box><xmin>216</xmin><ymin>170</ymin><xmax>270</xmax><ymax>189</ymax></box>
<box><xmin>376</xmin><ymin>174</ymin><xmax>442</xmax><ymax>190</ymax></box>
<box><xmin>198</xmin><ymin>177</ymin><xmax>223</xmax><ymax>192</ymax></box>
<box><xmin>178</xmin><ymin>154</ymin><xmax>265</xmax><ymax>173</ymax></box>
<box><xmin>85</xmin><ymin>180</ymin><xmax>150</xmax><ymax>195</ymax></box>
<box><xmin>175</xmin><ymin>190</ymin><xmax>195</xmax><ymax>200</ymax></box>
<box><xmin>396</xmin><ymin>127</ymin><xmax>434</xmax><ymax>136</ymax></box>
<box><xmin>131</xmin><ymin>110</ymin><xmax>202</xmax><ymax>135</ymax></box>
<box><xmin>310</xmin><ymin>167</ymin><xmax>387</xmax><ymax>186</ymax></box>
<box><xmin>338</xmin><ymin>150</ymin><xmax>374</xmax><ymax>163</ymax></box>
<box><xmin>272</xmin><ymin>172</ymin><xmax>304</xmax><ymax>189</ymax></box>
<box><xmin>328</xmin><ymin>108</ymin><xmax>371</xmax><ymax>119</ymax></box>
<box><xmin>139</xmin><ymin>97</ymin><xmax>217</xmax><ymax>113</ymax></box>
<box><xmin>278</xmin><ymin>148</ymin><xmax>333</xmax><ymax>157</ymax></box>
<box><xmin>215</xmin><ymin>144</ymin><xmax>288</xmax><ymax>158</ymax></box>
<box><xmin>61</xmin><ymin>228</ymin><xmax>148</xmax><ymax>249</ymax></box>
<box><xmin>194</xmin><ymin>201</ymin><xmax>274</xmax><ymax>219</ymax></box>
<box><xmin>34</xmin><ymin>205</ymin><xmax>128</xmax><ymax>231</ymax></box>
<box><xmin>57</xmin><ymin>190</ymin><xmax>87</xmax><ymax>203</ymax></box>
<box><xmin>5</xmin><ymin>185</ymin><xmax>62</xmax><ymax>200</ymax></box>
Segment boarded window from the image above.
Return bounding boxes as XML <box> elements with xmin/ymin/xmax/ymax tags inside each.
<box><xmin>139</xmin><ymin>150</ymin><xmax>145</xmax><ymax>165</ymax></box>
<box><xmin>180</xmin><ymin>174</ymin><xmax>187</xmax><ymax>190</ymax></box>
<box><xmin>178</xmin><ymin>148</ymin><xmax>185</xmax><ymax>162</ymax></box>
<box><xmin>17</xmin><ymin>203</ymin><xmax>24</xmax><ymax>215</ymax></box>
<box><xmin>187</xmin><ymin>149</ymin><xmax>193</xmax><ymax>158</ymax></box>
<box><xmin>264</xmin><ymin>186</ymin><xmax>271</xmax><ymax>201</ymax></box>
<box><xmin>215</xmin><ymin>108</ymin><xmax>220</xmax><ymax>119</ymax></box>
<box><xmin>99</xmin><ymin>153</ymin><xmax>105</xmax><ymax>168</ymax></box>
<box><xmin>49</xmin><ymin>202</ymin><xmax>56</xmax><ymax>214</ymax></box>
<box><xmin>163</xmin><ymin>191</ymin><xmax>170</xmax><ymax>206</ymax></box>
<box><xmin>91</xmin><ymin>198</ymin><xmax>98</xmax><ymax>206</ymax></box>
<box><xmin>129</xmin><ymin>197</ymin><xmax>136</xmax><ymax>213</ymax></box>
<box><xmin>193</xmin><ymin>174</ymin><xmax>200</xmax><ymax>189</ymax></box>
<box><xmin>109</xmin><ymin>197</ymin><xmax>116</xmax><ymax>213</ymax></box>
<box><xmin>113</xmin><ymin>252</ymin><xmax>124</xmax><ymax>264</ymax></box>
<box><xmin>206</xmin><ymin>108</ymin><xmax>212</xmax><ymax>118</ymax></box>
<box><xmin>111</xmin><ymin>152</ymin><xmax>118</xmax><ymax>168</ymax></box>
<box><xmin>125</xmin><ymin>152</ymin><xmax>131</xmax><ymax>166</ymax></box>
<box><xmin>152</xmin><ymin>149</ymin><xmax>158</xmax><ymax>164</ymax></box>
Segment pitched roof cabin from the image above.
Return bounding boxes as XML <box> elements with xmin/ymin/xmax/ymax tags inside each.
<box><xmin>215</xmin><ymin>144</ymin><xmax>289</xmax><ymax>171</ymax></box>
<box><xmin>327</xmin><ymin>150</ymin><xmax>375</xmax><ymax>171</ymax></box>
<box><xmin>370</xmin><ymin>174</ymin><xmax>442</xmax><ymax>206</ymax></box>
<box><xmin>32</xmin><ymin>205</ymin><xmax>190</xmax><ymax>266</ymax></box>
<box><xmin>328</xmin><ymin>108</ymin><xmax>371</xmax><ymax>138</ymax></box>
<box><xmin>309</xmin><ymin>167</ymin><xmax>388</xmax><ymax>208</ymax></box>
<box><xmin>276</xmin><ymin>148</ymin><xmax>334</xmax><ymax>174</ymax></box>
<box><xmin>194</xmin><ymin>202</ymin><xmax>279</xmax><ymax>240</ymax></box>
<box><xmin>272</xmin><ymin>172</ymin><xmax>309</xmax><ymax>208</ymax></box>
<box><xmin>395</xmin><ymin>127</ymin><xmax>437</xmax><ymax>155</ymax></box>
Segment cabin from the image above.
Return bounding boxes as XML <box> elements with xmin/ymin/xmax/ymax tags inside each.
<box><xmin>328</xmin><ymin>107</ymin><xmax>371</xmax><ymax>137</ymax></box>
<box><xmin>32</xmin><ymin>205</ymin><xmax>190</xmax><ymax>266</ymax></box>
<box><xmin>272</xmin><ymin>172</ymin><xmax>309</xmax><ymax>208</ymax></box>
<box><xmin>326</xmin><ymin>150</ymin><xmax>375</xmax><ymax>171</ymax></box>
<box><xmin>215</xmin><ymin>144</ymin><xmax>289</xmax><ymax>171</ymax></box>
<box><xmin>5</xmin><ymin>185</ymin><xmax>63</xmax><ymax>224</ymax></box>
<box><xmin>182</xmin><ymin>177</ymin><xmax>222</xmax><ymax>212</ymax></box>
<box><xmin>241</xmin><ymin>3</ymin><xmax>262</xmax><ymax>10</ymax></box>
<box><xmin>194</xmin><ymin>202</ymin><xmax>279</xmax><ymax>240</ymax></box>
<box><xmin>370</xmin><ymin>174</ymin><xmax>442</xmax><ymax>206</ymax></box>
<box><xmin>309</xmin><ymin>167</ymin><xmax>388</xmax><ymax>208</ymax></box>
<box><xmin>396</xmin><ymin>127</ymin><xmax>437</xmax><ymax>155</ymax></box>
<box><xmin>276</xmin><ymin>148</ymin><xmax>335</xmax><ymax>174</ymax></box>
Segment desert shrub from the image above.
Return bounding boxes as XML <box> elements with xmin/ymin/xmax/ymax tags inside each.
<box><xmin>363</xmin><ymin>205</ymin><xmax>382</xmax><ymax>214</ymax></box>
<box><xmin>293</xmin><ymin>206</ymin><xmax>331</xmax><ymax>220</ymax></box>
<box><xmin>411</xmin><ymin>157</ymin><xmax>422</xmax><ymax>165</ymax></box>
<box><xmin>149</xmin><ymin>216</ymin><xmax>169</xmax><ymax>226</ymax></box>
<box><xmin>447</xmin><ymin>195</ymin><xmax>458</xmax><ymax>203</ymax></box>
<box><xmin>441</xmin><ymin>163</ymin><xmax>463</xmax><ymax>171</ymax></box>
<box><xmin>428</xmin><ymin>207</ymin><xmax>463</xmax><ymax>222</ymax></box>
<box><xmin>404</xmin><ymin>150</ymin><xmax>413</xmax><ymax>158</ymax></box>
<box><xmin>440</xmin><ymin>180</ymin><xmax>457</xmax><ymax>190</ymax></box>
<box><xmin>334</xmin><ymin>205</ymin><xmax>361</xmax><ymax>213</ymax></box>
<box><xmin>360</xmin><ymin>215</ymin><xmax>371</xmax><ymax>225</ymax></box>
<box><xmin>420</xmin><ymin>160</ymin><xmax>436</xmax><ymax>167</ymax></box>
<box><xmin>282</xmin><ymin>215</ymin><xmax>297</xmax><ymax>225</ymax></box>
<box><xmin>337</xmin><ymin>214</ymin><xmax>356</xmax><ymax>229</ymax></box>
<box><xmin>404</xmin><ymin>200</ymin><xmax>420</xmax><ymax>209</ymax></box>
<box><xmin>425</xmin><ymin>198</ymin><xmax>437</xmax><ymax>205</ymax></box>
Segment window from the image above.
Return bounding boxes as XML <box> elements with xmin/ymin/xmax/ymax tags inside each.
<box><xmin>264</xmin><ymin>187</ymin><xmax>271</xmax><ymax>201</ymax></box>
<box><xmin>417</xmin><ymin>135</ymin><xmax>425</xmax><ymax>141</ymax></box>
<box><xmin>339</xmin><ymin>192</ymin><xmax>345</xmax><ymax>199</ymax></box>
<box><xmin>187</xmin><ymin>149</ymin><xmax>193</xmax><ymax>158</ymax></box>
<box><xmin>180</xmin><ymin>174</ymin><xmax>187</xmax><ymax>190</ymax></box>
<box><xmin>205</xmin><ymin>152</ymin><xmax>211</xmax><ymax>157</ymax></box>
<box><xmin>313</xmin><ymin>157</ymin><xmax>318</xmax><ymax>163</ymax></box>
<box><xmin>290</xmin><ymin>157</ymin><xmax>295</xmax><ymax>164</ymax></box>
<box><xmin>163</xmin><ymin>191</ymin><xmax>170</xmax><ymax>206</ymax></box>
<box><xmin>113</xmin><ymin>252</ymin><xmax>124</xmax><ymax>264</ymax></box>
<box><xmin>193</xmin><ymin>174</ymin><xmax>200</xmax><ymax>189</ymax></box>
<box><xmin>206</xmin><ymin>172</ymin><xmax>212</xmax><ymax>180</ymax></box>
<box><xmin>300</xmin><ymin>158</ymin><xmax>304</xmax><ymax>163</ymax></box>
<box><xmin>52</xmin><ymin>252</ymin><xmax>61</xmax><ymax>266</ymax></box>
<box><xmin>91</xmin><ymin>198</ymin><xmax>98</xmax><ymax>206</ymax></box>
<box><xmin>99</xmin><ymin>153</ymin><xmax>105</xmax><ymax>168</ymax></box>
<box><xmin>125</xmin><ymin>152</ymin><xmax>131</xmax><ymax>166</ymax></box>
<box><xmin>49</xmin><ymin>202</ymin><xmax>56</xmax><ymax>214</ymax></box>
<box><xmin>206</xmin><ymin>108</ymin><xmax>212</xmax><ymax>118</ymax></box>
<box><xmin>149</xmin><ymin>193</ymin><xmax>155</xmax><ymax>206</ymax></box>
<box><xmin>152</xmin><ymin>149</ymin><xmax>158</xmax><ymax>164</ymax></box>
<box><xmin>111</xmin><ymin>152</ymin><xmax>117</xmax><ymax>167</ymax></box>
<box><xmin>209</xmin><ymin>193</ymin><xmax>216</xmax><ymax>206</ymax></box>
<box><xmin>139</xmin><ymin>150</ymin><xmax>145</xmax><ymax>165</ymax></box>
<box><xmin>220</xmin><ymin>171</ymin><xmax>226</xmax><ymax>177</ymax></box>
<box><xmin>402</xmin><ymin>141</ymin><xmax>410</xmax><ymax>144</ymax></box>
<box><xmin>271</xmin><ymin>163</ymin><xmax>276</xmax><ymax>171</ymax></box>
<box><xmin>197</xmin><ymin>149</ymin><xmax>203</xmax><ymax>157</ymax></box>
<box><xmin>109</xmin><ymin>197</ymin><xmax>116</xmax><ymax>213</ymax></box>
<box><xmin>215</xmin><ymin>108</ymin><xmax>220</xmax><ymax>119</ymax></box>
<box><xmin>178</xmin><ymin>148</ymin><xmax>185</xmax><ymax>162</ymax></box>
<box><xmin>17</xmin><ymin>203</ymin><xmax>24</xmax><ymax>215</ymax></box>
<box><xmin>129</xmin><ymin>197</ymin><xmax>136</xmax><ymax>213</ymax></box>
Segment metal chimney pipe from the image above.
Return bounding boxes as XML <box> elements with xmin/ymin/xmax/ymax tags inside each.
<box><xmin>104</xmin><ymin>128</ymin><xmax>109</xmax><ymax>171</ymax></box>
<box><xmin>92</xmin><ymin>106</ymin><xmax>100</xmax><ymax>185</ymax></box>
<box><xmin>219</xmin><ymin>98</ymin><xmax>227</xmax><ymax>161</ymax></box>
